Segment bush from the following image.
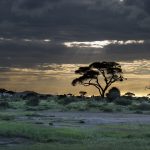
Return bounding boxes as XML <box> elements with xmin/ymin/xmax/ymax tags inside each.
<box><xmin>129</xmin><ymin>102</ymin><xmax>150</xmax><ymax>111</ymax></box>
<box><xmin>135</xmin><ymin>97</ymin><xmax>150</xmax><ymax>102</ymax></box>
<box><xmin>87</xmin><ymin>101</ymin><xmax>105</xmax><ymax>108</ymax></box>
<box><xmin>9</xmin><ymin>101</ymin><xmax>25</xmax><ymax>109</ymax></box>
<box><xmin>114</xmin><ymin>97</ymin><xmax>132</xmax><ymax>106</ymax></box>
<box><xmin>66</xmin><ymin>101</ymin><xmax>88</xmax><ymax>111</ymax></box>
<box><xmin>0</xmin><ymin>101</ymin><xmax>9</xmax><ymax>108</ymax></box>
<box><xmin>137</xmin><ymin>103</ymin><xmax>150</xmax><ymax>111</ymax></box>
<box><xmin>106</xmin><ymin>87</ymin><xmax>120</xmax><ymax>102</ymax></box>
<box><xmin>57</xmin><ymin>97</ymin><xmax>79</xmax><ymax>105</ymax></box>
<box><xmin>26</xmin><ymin>97</ymin><xmax>40</xmax><ymax>106</ymax></box>
<box><xmin>102</xmin><ymin>107</ymin><xmax>113</xmax><ymax>112</ymax></box>
<box><xmin>40</xmin><ymin>100</ymin><xmax>64</xmax><ymax>109</ymax></box>
<box><xmin>0</xmin><ymin>114</ymin><xmax>15</xmax><ymax>121</ymax></box>
<box><xmin>134</xmin><ymin>110</ymin><xmax>143</xmax><ymax>114</ymax></box>
<box><xmin>98</xmin><ymin>103</ymin><xmax>115</xmax><ymax>112</ymax></box>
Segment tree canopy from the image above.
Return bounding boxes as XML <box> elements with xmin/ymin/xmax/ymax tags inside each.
<box><xmin>72</xmin><ymin>61</ymin><xmax>126</xmax><ymax>98</ymax></box>
<box><xmin>124</xmin><ymin>92</ymin><xmax>135</xmax><ymax>97</ymax></box>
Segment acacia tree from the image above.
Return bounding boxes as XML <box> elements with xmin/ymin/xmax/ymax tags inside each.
<box><xmin>124</xmin><ymin>92</ymin><xmax>135</xmax><ymax>97</ymax></box>
<box><xmin>72</xmin><ymin>61</ymin><xmax>125</xmax><ymax>98</ymax></box>
<box><xmin>145</xmin><ymin>86</ymin><xmax>150</xmax><ymax>90</ymax></box>
<box><xmin>79</xmin><ymin>91</ymin><xmax>87</xmax><ymax>97</ymax></box>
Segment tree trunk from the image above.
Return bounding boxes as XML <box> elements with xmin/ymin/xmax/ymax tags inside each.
<box><xmin>97</xmin><ymin>87</ymin><xmax>107</xmax><ymax>98</ymax></box>
<box><xmin>101</xmin><ymin>93</ymin><xmax>105</xmax><ymax>98</ymax></box>
<box><xmin>101</xmin><ymin>89</ymin><xmax>107</xmax><ymax>98</ymax></box>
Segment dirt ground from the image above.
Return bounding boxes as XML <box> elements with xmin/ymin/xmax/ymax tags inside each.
<box><xmin>16</xmin><ymin>111</ymin><xmax>150</xmax><ymax>128</ymax></box>
<box><xmin>43</xmin><ymin>111</ymin><xmax>150</xmax><ymax>123</ymax></box>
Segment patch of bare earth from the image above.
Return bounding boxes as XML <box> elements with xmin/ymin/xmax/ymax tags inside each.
<box><xmin>0</xmin><ymin>136</ymin><xmax>33</xmax><ymax>147</ymax></box>
<box><xmin>16</xmin><ymin>111</ymin><xmax>150</xmax><ymax>127</ymax></box>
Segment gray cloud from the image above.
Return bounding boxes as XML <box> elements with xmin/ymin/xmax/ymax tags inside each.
<box><xmin>0</xmin><ymin>38</ymin><xmax>149</xmax><ymax>68</ymax></box>
<box><xmin>0</xmin><ymin>0</ymin><xmax>149</xmax><ymax>67</ymax></box>
<box><xmin>0</xmin><ymin>0</ymin><xmax>150</xmax><ymax>40</ymax></box>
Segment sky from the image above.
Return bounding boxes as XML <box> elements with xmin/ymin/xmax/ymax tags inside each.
<box><xmin>0</xmin><ymin>0</ymin><xmax>150</xmax><ymax>96</ymax></box>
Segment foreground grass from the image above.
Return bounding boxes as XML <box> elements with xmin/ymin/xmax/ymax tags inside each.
<box><xmin>7</xmin><ymin>140</ymin><xmax>150</xmax><ymax>150</ymax></box>
<box><xmin>0</xmin><ymin>122</ymin><xmax>150</xmax><ymax>150</ymax></box>
<box><xmin>0</xmin><ymin>121</ymin><xmax>86</xmax><ymax>142</ymax></box>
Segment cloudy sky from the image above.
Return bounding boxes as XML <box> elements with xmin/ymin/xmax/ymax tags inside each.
<box><xmin>0</xmin><ymin>0</ymin><xmax>150</xmax><ymax>96</ymax></box>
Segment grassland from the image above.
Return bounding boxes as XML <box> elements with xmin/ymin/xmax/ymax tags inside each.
<box><xmin>0</xmin><ymin>95</ymin><xmax>150</xmax><ymax>149</ymax></box>
<box><xmin>0</xmin><ymin>121</ymin><xmax>150</xmax><ymax>150</ymax></box>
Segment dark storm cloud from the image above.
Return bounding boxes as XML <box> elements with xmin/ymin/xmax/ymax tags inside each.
<box><xmin>105</xmin><ymin>42</ymin><xmax>150</xmax><ymax>61</ymax></box>
<box><xmin>0</xmin><ymin>39</ymin><xmax>149</xmax><ymax>67</ymax></box>
<box><xmin>0</xmin><ymin>0</ymin><xmax>150</xmax><ymax>40</ymax></box>
<box><xmin>0</xmin><ymin>0</ymin><xmax>150</xmax><ymax>67</ymax></box>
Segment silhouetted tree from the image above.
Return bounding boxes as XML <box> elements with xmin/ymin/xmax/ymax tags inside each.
<box><xmin>72</xmin><ymin>61</ymin><xmax>125</xmax><ymax>98</ymax></box>
<box><xmin>145</xmin><ymin>86</ymin><xmax>150</xmax><ymax>90</ymax></box>
<box><xmin>67</xmin><ymin>93</ymin><xmax>73</xmax><ymax>97</ymax></box>
<box><xmin>124</xmin><ymin>92</ymin><xmax>135</xmax><ymax>97</ymax></box>
<box><xmin>106</xmin><ymin>87</ymin><xmax>120</xmax><ymax>102</ymax></box>
<box><xmin>79</xmin><ymin>91</ymin><xmax>87</xmax><ymax>97</ymax></box>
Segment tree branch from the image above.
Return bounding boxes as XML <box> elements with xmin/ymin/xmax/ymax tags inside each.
<box><xmin>82</xmin><ymin>81</ymin><xmax>102</xmax><ymax>96</ymax></box>
<box><xmin>100</xmin><ymin>70</ymin><xmax>108</xmax><ymax>85</ymax></box>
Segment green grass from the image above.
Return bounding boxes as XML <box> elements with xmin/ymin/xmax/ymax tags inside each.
<box><xmin>0</xmin><ymin>121</ymin><xmax>86</xmax><ymax>142</ymax></box>
<box><xmin>0</xmin><ymin>122</ymin><xmax>150</xmax><ymax>150</ymax></box>
<box><xmin>9</xmin><ymin>101</ymin><xmax>26</xmax><ymax>109</ymax></box>
<box><xmin>0</xmin><ymin>114</ymin><xmax>15</xmax><ymax>121</ymax></box>
<box><xmin>3</xmin><ymin>140</ymin><xmax>150</xmax><ymax>150</ymax></box>
<box><xmin>66</xmin><ymin>101</ymin><xmax>88</xmax><ymax>111</ymax></box>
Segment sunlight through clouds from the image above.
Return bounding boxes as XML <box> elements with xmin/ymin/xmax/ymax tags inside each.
<box><xmin>64</xmin><ymin>40</ymin><xmax>144</xmax><ymax>48</ymax></box>
<box><xmin>0</xmin><ymin>60</ymin><xmax>149</xmax><ymax>96</ymax></box>
<box><xmin>0</xmin><ymin>37</ymin><xmax>51</xmax><ymax>43</ymax></box>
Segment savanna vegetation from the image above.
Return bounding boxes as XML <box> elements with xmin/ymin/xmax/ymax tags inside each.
<box><xmin>0</xmin><ymin>62</ymin><xmax>149</xmax><ymax>150</ymax></box>
<box><xmin>1</xmin><ymin>122</ymin><xmax>150</xmax><ymax>150</ymax></box>
<box><xmin>0</xmin><ymin>85</ymin><xmax>150</xmax><ymax>149</ymax></box>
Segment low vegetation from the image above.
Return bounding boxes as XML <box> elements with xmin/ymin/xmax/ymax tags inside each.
<box><xmin>0</xmin><ymin>90</ymin><xmax>150</xmax><ymax>150</ymax></box>
<box><xmin>0</xmin><ymin>93</ymin><xmax>149</xmax><ymax>113</ymax></box>
<box><xmin>0</xmin><ymin>121</ymin><xmax>150</xmax><ymax>150</ymax></box>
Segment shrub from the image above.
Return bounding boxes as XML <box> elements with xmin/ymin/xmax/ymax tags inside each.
<box><xmin>40</xmin><ymin>100</ymin><xmax>64</xmax><ymax>109</ymax></box>
<box><xmin>134</xmin><ymin>110</ymin><xmax>143</xmax><ymax>114</ymax></box>
<box><xmin>57</xmin><ymin>97</ymin><xmax>79</xmax><ymax>105</ymax></box>
<box><xmin>0</xmin><ymin>101</ymin><xmax>9</xmax><ymax>108</ymax></box>
<box><xmin>66</xmin><ymin>101</ymin><xmax>88</xmax><ymax>111</ymax></box>
<box><xmin>0</xmin><ymin>114</ymin><xmax>15</xmax><ymax>121</ymax></box>
<box><xmin>137</xmin><ymin>102</ymin><xmax>150</xmax><ymax>111</ymax></box>
<box><xmin>98</xmin><ymin>103</ymin><xmax>115</xmax><ymax>112</ymax></box>
<box><xmin>129</xmin><ymin>103</ymin><xmax>150</xmax><ymax>111</ymax></box>
<box><xmin>102</xmin><ymin>107</ymin><xmax>113</xmax><ymax>112</ymax></box>
<box><xmin>115</xmin><ymin>107</ymin><xmax>122</xmax><ymax>112</ymax></box>
<box><xmin>114</xmin><ymin>97</ymin><xmax>132</xmax><ymax>106</ymax></box>
<box><xmin>91</xmin><ymin>96</ymin><xmax>104</xmax><ymax>101</ymax></box>
<box><xmin>26</xmin><ymin>97</ymin><xmax>40</xmax><ymax>106</ymax></box>
<box><xmin>9</xmin><ymin>101</ymin><xmax>25</xmax><ymax>109</ymax></box>
<box><xmin>135</xmin><ymin>97</ymin><xmax>150</xmax><ymax>102</ymax></box>
<box><xmin>87</xmin><ymin>101</ymin><xmax>105</xmax><ymax>108</ymax></box>
<box><xmin>106</xmin><ymin>87</ymin><xmax>120</xmax><ymax>102</ymax></box>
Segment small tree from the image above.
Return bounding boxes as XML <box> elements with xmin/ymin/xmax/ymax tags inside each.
<box><xmin>106</xmin><ymin>87</ymin><xmax>120</xmax><ymax>102</ymax></box>
<box><xmin>145</xmin><ymin>86</ymin><xmax>150</xmax><ymax>90</ymax></box>
<box><xmin>124</xmin><ymin>92</ymin><xmax>135</xmax><ymax>97</ymax></box>
<box><xmin>26</xmin><ymin>97</ymin><xmax>40</xmax><ymax>106</ymax></box>
<box><xmin>79</xmin><ymin>91</ymin><xmax>87</xmax><ymax>97</ymax></box>
<box><xmin>72</xmin><ymin>61</ymin><xmax>125</xmax><ymax>98</ymax></box>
